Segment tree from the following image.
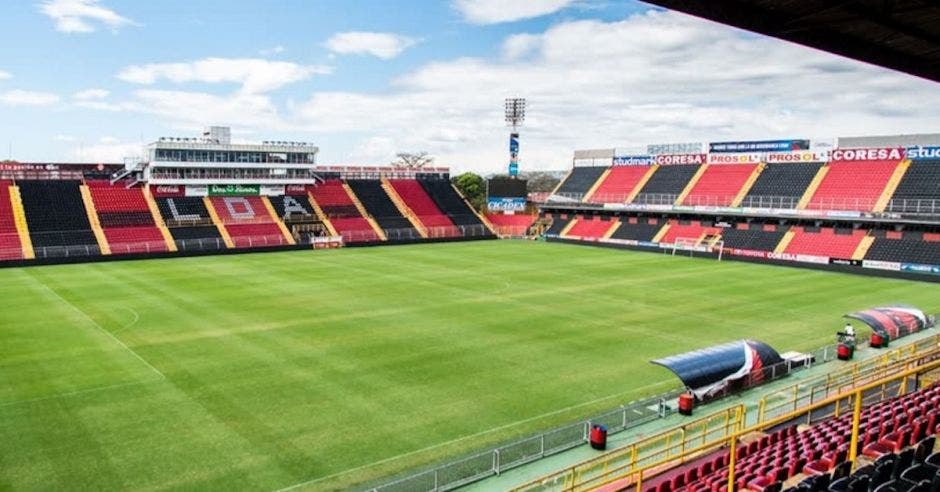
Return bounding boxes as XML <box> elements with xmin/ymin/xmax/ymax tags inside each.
<box><xmin>451</xmin><ymin>172</ymin><xmax>486</xmax><ymax>211</ymax></box>
<box><xmin>390</xmin><ymin>151</ymin><xmax>434</xmax><ymax>168</ymax></box>
<box><xmin>518</xmin><ymin>171</ymin><xmax>562</xmax><ymax>193</ymax></box>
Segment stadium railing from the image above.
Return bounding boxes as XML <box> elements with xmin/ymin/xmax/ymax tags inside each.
<box><xmin>365</xmin><ymin>340</ymin><xmax>858</xmax><ymax>492</ymax></box>
<box><xmin>511</xmin><ymin>353</ymin><xmax>940</xmax><ymax>492</ymax></box>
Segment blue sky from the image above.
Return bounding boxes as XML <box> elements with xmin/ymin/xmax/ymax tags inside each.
<box><xmin>1</xmin><ymin>0</ymin><xmax>940</xmax><ymax>173</ymax></box>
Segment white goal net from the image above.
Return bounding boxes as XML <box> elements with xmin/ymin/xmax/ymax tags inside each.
<box><xmin>670</xmin><ymin>237</ymin><xmax>723</xmax><ymax>260</ymax></box>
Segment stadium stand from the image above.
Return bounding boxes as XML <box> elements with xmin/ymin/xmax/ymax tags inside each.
<box><xmin>657</xmin><ymin>219</ymin><xmax>721</xmax><ymax>245</ymax></box>
<box><xmin>86</xmin><ymin>181</ymin><xmax>169</xmax><ymax>254</ymax></box>
<box><xmin>682</xmin><ymin>163</ymin><xmax>759</xmax><ymax>207</ymax></box>
<box><xmin>633</xmin><ymin>165</ymin><xmax>700</xmax><ymax>205</ymax></box>
<box><xmin>268</xmin><ymin>193</ymin><xmax>316</xmax><ymax>221</ymax></box>
<box><xmin>782</xmin><ymin>226</ymin><xmax>868</xmax><ymax>259</ymax></box>
<box><xmin>388</xmin><ymin>179</ymin><xmax>460</xmax><ymax>238</ymax></box>
<box><xmin>208</xmin><ymin>196</ymin><xmax>291</xmax><ymax>248</ymax></box>
<box><xmin>740</xmin><ymin>162</ymin><xmax>824</xmax><ymax>209</ymax></box>
<box><xmin>587</xmin><ymin>166</ymin><xmax>654</xmax><ymax>203</ymax></box>
<box><xmin>555</xmin><ymin>166</ymin><xmax>608</xmax><ymax>198</ymax></box>
<box><xmin>563</xmin><ymin>216</ymin><xmax>616</xmax><ymax>240</ymax></box>
<box><xmin>866</xmin><ymin>231</ymin><xmax>940</xmax><ymax>266</ymax></box>
<box><xmin>719</xmin><ymin>224</ymin><xmax>787</xmax><ymax>252</ymax></box>
<box><xmin>805</xmin><ymin>160</ymin><xmax>900</xmax><ymax>211</ymax></box>
<box><xmin>418</xmin><ymin>177</ymin><xmax>489</xmax><ymax>232</ymax></box>
<box><xmin>155</xmin><ymin>197</ymin><xmax>226</xmax><ymax>250</ymax></box>
<box><xmin>18</xmin><ymin>180</ymin><xmax>101</xmax><ymax>257</ymax></box>
<box><xmin>608</xmin><ymin>216</ymin><xmax>662</xmax><ymax>242</ymax></box>
<box><xmin>544</xmin><ymin>215</ymin><xmax>571</xmax><ymax>236</ymax></box>
<box><xmin>485</xmin><ymin>213</ymin><xmax>536</xmax><ymax>236</ymax></box>
<box><xmin>888</xmin><ymin>160</ymin><xmax>940</xmax><ymax>213</ymax></box>
<box><xmin>347</xmin><ymin>179</ymin><xmax>418</xmax><ymax>238</ymax></box>
<box><xmin>309</xmin><ymin>180</ymin><xmax>381</xmax><ymax>243</ymax></box>
<box><xmin>0</xmin><ymin>181</ymin><xmax>24</xmax><ymax>260</ymax></box>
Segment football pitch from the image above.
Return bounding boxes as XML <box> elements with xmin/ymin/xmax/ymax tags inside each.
<box><xmin>1</xmin><ymin>240</ymin><xmax>938</xmax><ymax>490</ymax></box>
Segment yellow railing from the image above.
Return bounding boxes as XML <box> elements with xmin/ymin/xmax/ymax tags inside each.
<box><xmin>757</xmin><ymin>334</ymin><xmax>940</xmax><ymax>422</ymax></box>
<box><xmin>511</xmin><ymin>405</ymin><xmax>745</xmax><ymax>492</ymax></box>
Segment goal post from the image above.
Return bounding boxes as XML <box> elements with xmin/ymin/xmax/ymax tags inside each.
<box><xmin>670</xmin><ymin>237</ymin><xmax>723</xmax><ymax>260</ymax></box>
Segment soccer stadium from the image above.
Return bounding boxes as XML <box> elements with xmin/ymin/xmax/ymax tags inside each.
<box><xmin>4</xmin><ymin>2</ymin><xmax>940</xmax><ymax>492</ymax></box>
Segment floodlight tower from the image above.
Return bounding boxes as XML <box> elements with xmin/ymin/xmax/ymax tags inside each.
<box><xmin>504</xmin><ymin>98</ymin><xmax>526</xmax><ymax>177</ymax></box>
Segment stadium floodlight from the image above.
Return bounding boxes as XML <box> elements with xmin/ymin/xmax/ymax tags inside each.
<box><xmin>504</xmin><ymin>98</ymin><xmax>526</xmax><ymax>131</ymax></box>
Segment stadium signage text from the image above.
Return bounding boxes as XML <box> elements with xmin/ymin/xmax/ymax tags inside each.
<box><xmin>209</xmin><ymin>184</ymin><xmax>260</xmax><ymax>196</ymax></box>
<box><xmin>707</xmin><ymin>153</ymin><xmax>762</xmax><ymax>164</ymax></box>
<box><xmin>862</xmin><ymin>260</ymin><xmax>901</xmax><ymax>271</ymax></box>
<box><xmin>709</xmin><ymin>139</ymin><xmax>809</xmax><ymax>153</ymax></box>
<box><xmin>830</xmin><ymin>147</ymin><xmax>904</xmax><ymax>162</ymax></box>
<box><xmin>654</xmin><ymin>153</ymin><xmax>706</xmax><ymax>165</ymax></box>
<box><xmin>905</xmin><ymin>146</ymin><xmax>940</xmax><ymax>160</ymax></box>
<box><xmin>613</xmin><ymin>155</ymin><xmax>654</xmax><ymax>166</ymax></box>
<box><xmin>765</xmin><ymin>151</ymin><xmax>829</xmax><ymax>163</ymax></box>
<box><xmin>487</xmin><ymin>197</ymin><xmax>526</xmax><ymax>211</ymax></box>
<box><xmin>286</xmin><ymin>184</ymin><xmax>306</xmax><ymax>194</ymax></box>
<box><xmin>153</xmin><ymin>185</ymin><xmax>185</xmax><ymax>197</ymax></box>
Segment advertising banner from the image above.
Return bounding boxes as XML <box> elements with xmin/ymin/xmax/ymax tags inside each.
<box><xmin>707</xmin><ymin>153</ymin><xmax>762</xmax><ymax>165</ymax></box>
<box><xmin>151</xmin><ymin>185</ymin><xmax>185</xmax><ymax>197</ymax></box>
<box><xmin>208</xmin><ymin>184</ymin><xmax>260</xmax><ymax>196</ymax></box>
<box><xmin>830</xmin><ymin>147</ymin><xmax>904</xmax><ymax>162</ymax></box>
<box><xmin>900</xmin><ymin>263</ymin><xmax>940</xmax><ymax>275</ymax></box>
<box><xmin>709</xmin><ymin>139</ymin><xmax>809</xmax><ymax>153</ymax></box>
<box><xmin>259</xmin><ymin>185</ymin><xmax>285</xmax><ymax>196</ymax></box>
<box><xmin>285</xmin><ymin>184</ymin><xmax>306</xmax><ymax>194</ymax></box>
<box><xmin>647</xmin><ymin>142</ymin><xmax>704</xmax><ymax>155</ymax></box>
<box><xmin>862</xmin><ymin>260</ymin><xmax>902</xmax><ymax>271</ymax></box>
<box><xmin>829</xmin><ymin>258</ymin><xmax>862</xmax><ymax>266</ymax></box>
<box><xmin>613</xmin><ymin>155</ymin><xmax>654</xmax><ymax>166</ymax></box>
<box><xmin>487</xmin><ymin>197</ymin><xmax>526</xmax><ymax>211</ymax></box>
<box><xmin>765</xmin><ymin>150</ymin><xmax>830</xmax><ymax>163</ymax></box>
<box><xmin>185</xmin><ymin>185</ymin><xmax>208</xmax><ymax>197</ymax></box>
<box><xmin>729</xmin><ymin>248</ymin><xmax>768</xmax><ymax>259</ymax></box>
<box><xmin>905</xmin><ymin>146</ymin><xmax>940</xmax><ymax>161</ymax></box>
<box><xmin>655</xmin><ymin>153</ymin><xmax>706</xmax><ymax>165</ymax></box>
<box><xmin>767</xmin><ymin>252</ymin><xmax>830</xmax><ymax>264</ymax></box>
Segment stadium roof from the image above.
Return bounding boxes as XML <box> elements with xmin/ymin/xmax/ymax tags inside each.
<box><xmin>642</xmin><ymin>0</ymin><xmax>940</xmax><ymax>83</ymax></box>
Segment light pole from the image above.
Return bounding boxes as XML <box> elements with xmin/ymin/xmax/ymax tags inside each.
<box><xmin>504</xmin><ymin>98</ymin><xmax>526</xmax><ymax>177</ymax></box>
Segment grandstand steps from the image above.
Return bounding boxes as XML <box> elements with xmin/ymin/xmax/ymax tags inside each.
<box><xmin>79</xmin><ymin>185</ymin><xmax>111</xmax><ymax>255</ymax></box>
<box><xmin>796</xmin><ymin>165</ymin><xmax>829</xmax><ymax>209</ymax></box>
<box><xmin>305</xmin><ymin>193</ymin><xmax>340</xmax><ymax>237</ymax></box>
<box><xmin>342</xmin><ymin>183</ymin><xmax>386</xmax><ymax>241</ymax></box>
<box><xmin>774</xmin><ymin>230</ymin><xmax>795</xmax><ymax>253</ymax></box>
<box><xmin>550</xmin><ymin>168</ymin><xmax>573</xmax><ymax>197</ymax></box>
<box><xmin>602</xmin><ymin>221</ymin><xmax>620</xmax><ymax>240</ymax></box>
<box><xmin>261</xmin><ymin>197</ymin><xmax>297</xmax><ymax>245</ymax></box>
<box><xmin>380</xmin><ymin>178</ymin><xmax>429</xmax><ymax>238</ymax></box>
<box><xmin>201</xmin><ymin>197</ymin><xmax>235</xmax><ymax>248</ymax></box>
<box><xmin>852</xmin><ymin>235</ymin><xmax>875</xmax><ymax>260</ymax></box>
<box><xmin>450</xmin><ymin>182</ymin><xmax>497</xmax><ymax>234</ymax></box>
<box><xmin>9</xmin><ymin>185</ymin><xmax>34</xmax><ymax>259</ymax></box>
<box><xmin>142</xmin><ymin>187</ymin><xmax>178</xmax><ymax>253</ymax></box>
<box><xmin>582</xmin><ymin>167</ymin><xmax>611</xmax><ymax>202</ymax></box>
<box><xmin>873</xmin><ymin>159</ymin><xmax>911</xmax><ymax>212</ymax></box>
<box><xmin>627</xmin><ymin>165</ymin><xmax>659</xmax><ymax>203</ymax></box>
<box><xmin>730</xmin><ymin>163</ymin><xmax>765</xmax><ymax>207</ymax></box>
<box><xmin>675</xmin><ymin>164</ymin><xmax>708</xmax><ymax>205</ymax></box>
<box><xmin>652</xmin><ymin>223</ymin><xmax>671</xmax><ymax>243</ymax></box>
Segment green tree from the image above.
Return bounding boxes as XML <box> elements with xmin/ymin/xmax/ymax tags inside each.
<box><xmin>451</xmin><ymin>172</ymin><xmax>486</xmax><ymax>211</ymax></box>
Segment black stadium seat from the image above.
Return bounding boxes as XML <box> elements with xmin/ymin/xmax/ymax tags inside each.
<box><xmin>741</xmin><ymin>162</ymin><xmax>823</xmax><ymax>208</ymax></box>
<box><xmin>632</xmin><ymin>165</ymin><xmax>699</xmax><ymax>204</ymax></box>
<box><xmin>18</xmin><ymin>180</ymin><xmax>100</xmax><ymax>257</ymax></box>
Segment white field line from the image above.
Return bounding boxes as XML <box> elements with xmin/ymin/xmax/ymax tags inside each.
<box><xmin>275</xmin><ymin>380</ymin><xmax>673</xmax><ymax>492</ymax></box>
<box><xmin>28</xmin><ymin>275</ymin><xmax>166</xmax><ymax>380</ymax></box>
<box><xmin>0</xmin><ymin>378</ymin><xmax>160</xmax><ymax>408</ymax></box>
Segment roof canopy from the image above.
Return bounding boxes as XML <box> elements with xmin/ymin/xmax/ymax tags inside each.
<box><xmin>652</xmin><ymin>340</ymin><xmax>783</xmax><ymax>399</ymax></box>
<box><xmin>845</xmin><ymin>305</ymin><xmax>931</xmax><ymax>341</ymax></box>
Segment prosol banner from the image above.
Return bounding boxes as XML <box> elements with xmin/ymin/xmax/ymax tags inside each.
<box><xmin>765</xmin><ymin>150</ymin><xmax>830</xmax><ymax>163</ymax></box>
<box><xmin>830</xmin><ymin>147</ymin><xmax>904</xmax><ymax>162</ymax></box>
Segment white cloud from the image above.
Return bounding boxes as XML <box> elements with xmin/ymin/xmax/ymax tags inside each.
<box><xmin>0</xmin><ymin>89</ymin><xmax>60</xmax><ymax>106</ymax></box>
<box><xmin>39</xmin><ymin>0</ymin><xmax>135</xmax><ymax>33</ymax></box>
<box><xmin>67</xmin><ymin>140</ymin><xmax>142</xmax><ymax>162</ymax></box>
<box><xmin>0</xmin><ymin>71</ymin><xmax>11</xmax><ymax>80</ymax></box>
<box><xmin>74</xmin><ymin>100</ymin><xmax>124</xmax><ymax>111</ymax></box>
<box><xmin>127</xmin><ymin>89</ymin><xmax>282</xmax><ymax>129</ymax></box>
<box><xmin>72</xmin><ymin>88</ymin><xmax>110</xmax><ymax>100</ymax></box>
<box><xmin>453</xmin><ymin>0</ymin><xmax>575</xmax><ymax>24</ymax></box>
<box><xmin>117</xmin><ymin>57</ymin><xmax>331</xmax><ymax>94</ymax></box>
<box><xmin>325</xmin><ymin>32</ymin><xmax>418</xmax><ymax>60</ymax></box>
<box><xmin>259</xmin><ymin>45</ymin><xmax>285</xmax><ymax>56</ymax></box>
<box><xmin>99</xmin><ymin>136</ymin><xmax>119</xmax><ymax>144</ymax></box>
<box><xmin>54</xmin><ymin>134</ymin><xmax>77</xmax><ymax>142</ymax></box>
<box><xmin>502</xmin><ymin>33</ymin><xmax>541</xmax><ymax>60</ymax></box>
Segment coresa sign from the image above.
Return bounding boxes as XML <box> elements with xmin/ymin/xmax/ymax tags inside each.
<box><xmin>654</xmin><ymin>153</ymin><xmax>706</xmax><ymax>165</ymax></box>
<box><xmin>831</xmin><ymin>147</ymin><xmax>904</xmax><ymax>162</ymax></box>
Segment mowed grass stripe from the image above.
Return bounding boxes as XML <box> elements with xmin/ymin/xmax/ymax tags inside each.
<box><xmin>0</xmin><ymin>240</ymin><xmax>937</xmax><ymax>490</ymax></box>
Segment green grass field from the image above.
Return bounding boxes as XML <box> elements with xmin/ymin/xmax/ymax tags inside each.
<box><xmin>1</xmin><ymin>240</ymin><xmax>938</xmax><ymax>490</ymax></box>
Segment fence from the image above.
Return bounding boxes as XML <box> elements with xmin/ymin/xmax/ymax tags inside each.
<box><xmin>514</xmin><ymin>354</ymin><xmax>940</xmax><ymax>492</ymax></box>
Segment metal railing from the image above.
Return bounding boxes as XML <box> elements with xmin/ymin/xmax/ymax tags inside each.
<box><xmin>515</xmin><ymin>355</ymin><xmax>940</xmax><ymax>492</ymax></box>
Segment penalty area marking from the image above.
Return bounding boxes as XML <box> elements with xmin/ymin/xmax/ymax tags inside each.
<box><xmin>274</xmin><ymin>379</ymin><xmax>673</xmax><ymax>492</ymax></box>
<box><xmin>0</xmin><ymin>378</ymin><xmax>162</xmax><ymax>408</ymax></box>
<box><xmin>26</xmin><ymin>274</ymin><xmax>166</xmax><ymax>380</ymax></box>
